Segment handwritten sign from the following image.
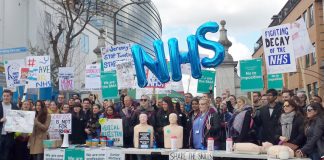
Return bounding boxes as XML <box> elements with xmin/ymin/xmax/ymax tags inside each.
<box><xmin>85</xmin><ymin>148</ymin><xmax>106</xmax><ymax>160</ymax></box>
<box><xmin>106</xmin><ymin>148</ymin><xmax>125</xmax><ymax>160</ymax></box>
<box><xmin>139</xmin><ymin>132</ymin><xmax>150</xmax><ymax>149</ymax></box>
<box><xmin>59</xmin><ymin>67</ymin><xmax>74</xmax><ymax>91</ymax></box>
<box><xmin>48</xmin><ymin>114</ymin><xmax>72</xmax><ymax>140</ymax></box>
<box><xmin>19</xmin><ymin>67</ymin><xmax>29</xmax><ymax>85</ymax></box>
<box><xmin>26</xmin><ymin>56</ymin><xmax>51</xmax><ymax>88</ymax></box>
<box><xmin>85</xmin><ymin>64</ymin><xmax>101</xmax><ymax>91</ymax></box>
<box><xmin>44</xmin><ymin>149</ymin><xmax>65</xmax><ymax>160</ymax></box>
<box><xmin>169</xmin><ymin>151</ymin><xmax>213</xmax><ymax>160</ymax></box>
<box><xmin>101</xmin><ymin>119</ymin><xmax>123</xmax><ymax>146</ymax></box>
<box><xmin>116</xmin><ymin>61</ymin><xmax>136</xmax><ymax>89</ymax></box>
<box><xmin>4</xmin><ymin>110</ymin><xmax>35</xmax><ymax>133</ymax></box>
<box><xmin>4</xmin><ymin>59</ymin><xmax>25</xmax><ymax>88</ymax></box>
<box><xmin>101</xmin><ymin>43</ymin><xmax>133</xmax><ymax>72</ymax></box>
<box><xmin>262</xmin><ymin>24</ymin><xmax>296</xmax><ymax>74</ymax></box>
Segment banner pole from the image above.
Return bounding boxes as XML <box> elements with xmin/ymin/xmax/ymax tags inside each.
<box><xmin>299</xmin><ymin>58</ymin><xmax>310</xmax><ymax>104</ymax></box>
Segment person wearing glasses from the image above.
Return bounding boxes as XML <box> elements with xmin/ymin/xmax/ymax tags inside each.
<box><xmin>189</xmin><ymin>98</ymin><xmax>221</xmax><ymax>149</ymax></box>
<box><xmin>131</xmin><ymin>95</ymin><xmax>156</xmax><ymax>127</ymax></box>
<box><xmin>255</xmin><ymin>89</ymin><xmax>282</xmax><ymax>145</ymax></box>
<box><xmin>274</xmin><ymin>99</ymin><xmax>305</xmax><ymax>151</ymax></box>
<box><xmin>296</xmin><ymin>102</ymin><xmax>324</xmax><ymax>160</ymax></box>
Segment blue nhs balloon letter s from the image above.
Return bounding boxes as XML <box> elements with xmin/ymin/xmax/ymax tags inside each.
<box><xmin>131</xmin><ymin>21</ymin><xmax>225</xmax><ymax>88</ymax></box>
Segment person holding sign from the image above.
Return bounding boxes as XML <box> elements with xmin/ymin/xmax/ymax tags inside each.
<box><xmin>0</xmin><ymin>89</ymin><xmax>18</xmax><ymax>160</ymax></box>
<box><xmin>70</xmin><ymin>103</ymin><xmax>87</xmax><ymax>145</ymax></box>
<box><xmin>85</xmin><ymin>104</ymin><xmax>101</xmax><ymax>139</ymax></box>
<box><xmin>189</xmin><ymin>98</ymin><xmax>221</xmax><ymax>150</ymax></box>
<box><xmin>28</xmin><ymin>100</ymin><xmax>51</xmax><ymax>160</ymax></box>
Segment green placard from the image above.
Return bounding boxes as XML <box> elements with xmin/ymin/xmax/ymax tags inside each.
<box><xmin>64</xmin><ymin>148</ymin><xmax>84</xmax><ymax>160</ymax></box>
<box><xmin>101</xmin><ymin>71</ymin><xmax>119</xmax><ymax>99</ymax></box>
<box><xmin>240</xmin><ymin>59</ymin><xmax>264</xmax><ymax>92</ymax></box>
<box><xmin>267</xmin><ymin>74</ymin><xmax>283</xmax><ymax>90</ymax></box>
<box><xmin>197</xmin><ymin>70</ymin><xmax>216</xmax><ymax>93</ymax></box>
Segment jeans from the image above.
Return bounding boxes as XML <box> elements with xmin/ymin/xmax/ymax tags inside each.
<box><xmin>0</xmin><ymin>134</ymin><xmax>15</xmax><ymax>160</ymax></box>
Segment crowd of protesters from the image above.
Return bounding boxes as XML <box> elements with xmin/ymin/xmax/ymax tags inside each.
<box><xmin>0</xmin><ymin>88</ymin><xmax>323</xmax><ymax>160</ymax></box>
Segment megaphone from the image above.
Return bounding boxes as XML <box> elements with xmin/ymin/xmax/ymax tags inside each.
<box><xmin>61</xmin><ymin>130</ymin><xmax>69</xmax><ymax>148</ymax></box>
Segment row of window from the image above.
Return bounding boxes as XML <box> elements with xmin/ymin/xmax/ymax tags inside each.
<box><xmin>302</xmin><ymin>4</ymin><xmax>315</xmax><ymax>28</ymax></box>
<box><xmin>306</xmin><ymin>81</ymin><xmax>318</xmax><ymax>97</ymax></box>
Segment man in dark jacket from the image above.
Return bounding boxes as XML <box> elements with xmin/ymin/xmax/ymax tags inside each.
<box><xmin>255</xmin><ymin>89</ymin><xmax>282</xmax><ymax>145</ymax></box>
<box><xmin>0</xmin><ymin>89</ymin><xmax>19</xmax><ymax>160</ymax></box>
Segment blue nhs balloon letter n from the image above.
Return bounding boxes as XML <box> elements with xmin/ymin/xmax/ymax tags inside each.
<box><xmin>131</xmin><ymin>21</ymin><xmax>225</xmax><ymax>88</ymax></box>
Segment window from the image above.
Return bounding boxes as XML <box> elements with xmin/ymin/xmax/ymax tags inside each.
<box><xmin>311</xmin><ymin>43</ymin><xmax>316</xmax><ymax>65</ymax></box>
<box><xmin>313</xmin><ymin>82</ymin><xmax>318</xmax><ymax>95</ymax></box>
<box><xmin>305</xmin><ymin>54</ymin><xmax>310</xmax><ymax>68</ymax></box>
<box><xmin>303</xmin><ymin>11</ymin><xmax>308</xmax><ymax>28</ymax></box>
<box><xmin>80</xmin><ymin>34</ymin><xmax>89</xmax><ymax>54</ymax></box>
<box><xmin>307</xmin><ymin>84</ymin><xmax>312</xmax><ymax>98</ymax></box>
<box><xmin>309</xmin><ymin>4</ymin><xmax>314</xmax><ymax>27</ymax></box>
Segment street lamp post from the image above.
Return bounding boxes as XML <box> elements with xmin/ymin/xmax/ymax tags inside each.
<box><xmin>113</xmin><ymin>0</ymin><xmax>151</xmax><ymax>45</ymax></box>
<box><xmin>93</xmin><ymin>29</ymin><xmax>106</xmax><ymax>63</ymax></box>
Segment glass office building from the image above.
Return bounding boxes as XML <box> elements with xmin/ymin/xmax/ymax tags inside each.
<box><xmin>92</xmin><ymin>0</ymin><xmax>162</xmax><ymax>55</ymax></box>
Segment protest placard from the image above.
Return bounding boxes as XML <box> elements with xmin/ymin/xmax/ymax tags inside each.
<box><xmin>169</xmin><ymin>151</ymin><xmax>213</xmax><ymax>160</ymax></box>
<box><xmin>101</xmin><ymin>43</ymin><xmax>133</xmax><ymax>72</ymax></box>
<box><xmin>64</xmin><ymin>148</ymin><xmax>84</xmax><ymax>160</ymax></box>
<box><xmin>146</xmin><ymin>69</ymin><xmax>166</xmax><ymax>88</ymax></box>
<box><xmin>197</xmin><ymin>70</ymin><xmax>215</xmax><ymax>93</ymax></box>
<box><xmin>290</xmin><ymin>18</ymin><xmax>314</xmax><ymax>58</ymax></box>
<box><xmin>85</xmin><ymin>64</ymin><xmax>101</xmax><ymax>91</ymax></box>
<box><xmin>48</xmin><ymin>114</ymin><xmax>72</xmax><ymax>140</ymax></box>
<box><xmin>267</xmin><ymin>74</ymin><xmax>283</xmax><ymax>90</ymax></box>
<box><xmin>116</xmin><ymin>61</ymin><xmax>136</xmax><ymax>89</ymax></box>
<box><xmin>262</xmin><ymin>24</ymin><xmax>296</xmax><ymax>74</ymax></box>
<box><xmin>4</xmin><ymin>59</ymin><xmax>25</xmax><ymax>88</ymax></box>
<box><xmin>240</xmin><ymin>59</ymin><xmax>264</xmax><ymax>92</ymax></box>
<box><xmin>19</xmin><ymin>67</ymin><xmax>29</xmax><ymax>85</ymax></box>
<box><xmin>101</xmin><ymin>118</ymin><xmax>123</xmax><ymax>146</ymax></box>
<box><xmin>106</xmin><ymin>148</ymin><xmax>125</xmax><ymax>160</ymax></box>
<box><xmin>44</xmin><ymin>149</ymin><xmax>65</xmax><ymax>160</ymax></box>
<box><xmin>59</xmin><ymin>67</ymin><xmax>74</xmax><ymax>91</ymax></box>
<box><xmin>26</xmin><ymin>56</ymin><xmax>51</xmax><ymax>88</ymax></box>
<box><xmin>4</xmin><ymin>110</ymin><xmax>35</xmax><ymax>133</ymax></box>
<box><xmin>101</xmin><ymin>71</ymin><xmax>119</xmax><ymax>99</ymax></box>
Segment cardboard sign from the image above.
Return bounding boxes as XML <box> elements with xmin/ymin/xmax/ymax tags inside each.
<box><xmin>4</xmin><ymin>110</ymin><xmax>35</xmax><ymax>133</ymax></box>
<box><xmin>116</xmin><ymin>61</ymin><xmax>136</xmax><ymax>89</ymax></box>
<box><xmin>106</xmin><ymin>148</ymin><xmax>125</xmax><ymax>160</ymax></box>
<box><xmin>4</xmin><ymin>59</ymin><xmax>25</xmax><ymax>88</ymax></box>
<box><xmin>101</xmin><ymin>43</ymin><xmax>133</xmax><ymax>72</ymax></box>
<box><xmin>138</xmin><ymin>132</ymin><xmax>150</xmax><ymax>149</ymax></box>
<box><xmin>85</xmin><ymin>64</ymin><xmax>101</xmax><ymax>91</ymax></box>
<box><xmin>44</xmin><ymin>149</ymin><xmax>65</xmax><ymax>160</ymax></box>
<box><xmin>48</xmin><ymin>114</ymin><xmax>72</xmax><ymax>140</ymax></box>
<box><xmin>84</xmin><ymin>148</ymin><xmax>106</xmax><ymax>160</ymax></box>
<box><xmin>19</xmin><ymin>67</ymin><xmax>29</xmax><ymax>85</ymax></box>
<box><xmin>101</xmin><ymin>119</ymin><xmax>123</xmax><ymax>146</ymax></box>
<box><xmin>169</xmin><ymin>151</ymin><xmax>213</xmax><ymax>160</ymax></box>
<box><xmin>26</xmin><ymin>56</ymin><xmax>51</xmax><ymax>88</ymax></box>
<box><xmin>262</xmin><ymin>24</ymin><xmax>296</xmax><ymax>74</ymax></box>
<box><xmin>59</xmin><ymin>67</ymin><xmax>74</xmax><ymax>91</ymax></box>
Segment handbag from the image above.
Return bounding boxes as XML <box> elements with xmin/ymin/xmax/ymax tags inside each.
<box><xmin>282</xmin><ymin>142</ymin><xmax>298</xmax><ymax>151</ymax></box>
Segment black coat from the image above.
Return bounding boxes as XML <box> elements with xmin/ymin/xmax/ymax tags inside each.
<box><xmin>0</xmin><ymin>101</ymin><xmax>19</xmax><ymax>136</ymax></box>
<box><xmin>69</xmin><ymin>112</ymin><xmax>87</xmax><ymax>144</ymax></box>
<box><xmin>255</xmin><ymin>103</ymin><xmax>282</xmax><ymax>144</ymax></box>
<box><xmin>155</xmin><ymin>110</ymin><xmax>170</xmax><ymax>147</ymax></box>
<box><xmin>301</xmin><ymin>116</ymin><xmax>324</xmax><ymax>155</ymax></box>
<box><xmin>274</xmin><ymin>114</ymin><xmax>305</xmax><ymax>147</ymax></box>
<box><xmin>119</xmin><ymin>108</ymin><xmax>136</xmax><ymax>148</ymax></box>
<box><xmin>230</xmin><ymin>108</ymin><xmax>255</xmax><ymax>143</ymax></box>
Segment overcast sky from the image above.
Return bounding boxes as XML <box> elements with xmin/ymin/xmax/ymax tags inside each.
<box><xmin>150</xmin><ymin>0</ymin><xmax>288</xmax><ymax>95</ymax></box>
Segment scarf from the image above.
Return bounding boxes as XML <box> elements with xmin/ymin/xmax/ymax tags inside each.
<box><xmin>280</xmin><ymin>111</ymin><xmax>295</xmax><ymax>140</ymax></box>
<box><xmin>232</xmin><ymin>105</ymin><xmax>251</xmax><ymax>135</ymax></box>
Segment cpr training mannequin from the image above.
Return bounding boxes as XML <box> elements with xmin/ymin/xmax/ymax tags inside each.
<box><xmin>134</xmin><ymin>113</ymin><xmax>154</xmax><ymax>148</ymax></box>
<box><xmin>163</xmin><ymin>113</ymin><xmax>183</xmax><ymax>148</ymax></box>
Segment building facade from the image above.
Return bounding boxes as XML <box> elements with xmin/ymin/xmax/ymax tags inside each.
<box><xmin>0</xmin><ymin>0</ymin><xmax>162</xmax><ymax>94</ymax></box>
<box><xmin>252</xmin><ymin>0</ymin><xmax>324</xmax><ymax>97</ymax></box>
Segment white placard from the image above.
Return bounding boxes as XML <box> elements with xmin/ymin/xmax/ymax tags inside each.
<box><xmin>169</xmin><ymin>151</ymin><xmax>213</xmax><ymax>160</ymax></box>
<box><xmin>85</xmin><ymin>147</ymin><xmax>107</xmax><ymax>160</ymax></box>
<box><xmin>4</xmin><ymin>59</ymin><xmax>25</xmax><ymax>88</ymax></box>
<box><xmin>116</xmin><ymin>61</ymin><xmax>136</xmax><ymax>89</ymax></box>
<box><xmin>290</xmin><ymin>18</ymin><xmax>314</xmax><ymax>58</ymax></box>
<box><xmin>44</xmin><ymin>149</ymin><xmax>65</xmax><ymax>160</ymax></box>
<box><xmin>48</xmin><ymin>114</ymin><xmax>72</xmax><ymax>140</ymax></box>
<box><xmin>59</xmin><ymin>67</ymin><xmax>74</xmax><ymax>91</ymax></box>
<box><xmin>106</xmin><ymin>148</ymin><xmax>125</xmax><ymax>160</ymax></box>
<box><xmin>26</xmin><ymin>56</ymin><xmax>51</xmax><ymax>88</ymax></box>
<box><xmin>85</xmin><ymin>64</ymin><xmax>101</xmax><ymax>91</ymax></box>
<box><xmin>101</xmin><ymin>119</ymin><xmax>123</xmax><ymax>146</ymax></box>
<box><xmin>146</xmin><ymin>69</ymin><xmax>166</xmax><ymax>88</ymax></box>
<box><xmin>102</xmin><ymin>43</ymin><xmax>133</xmax><ymax>72</ymax></box>
<box><xmin>4</xmin><ymin>110</ymin><xmax>35</xmax><ymax>133</ymax></box>
<box><xmin>262</xmin><ymin>24</ymin><xmax>296</xmax><ymax>74</ymax></box>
